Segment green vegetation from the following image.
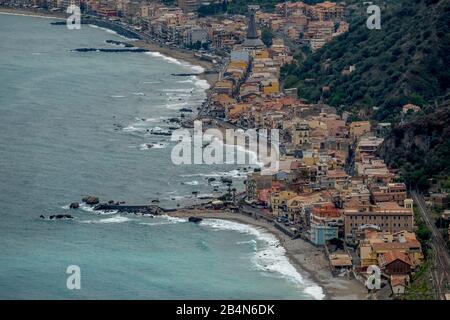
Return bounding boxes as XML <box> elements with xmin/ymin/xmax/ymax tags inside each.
<box><xmin>196</xmin><ymin>0</ymin><xmax>336</xmax><ymax>16</ymax></box>
<box><xmin>401</xmin><ymin>260</ymin><xmax>435</xmax><ymax>300</ymax></box>
<box><xmin>379</xmin><ymin>105</ymin><xmax>450</xmax><ymax>190</ymax></box>
<box><xmin>197</xmin><ymin>2</ymin><xmax>227</xmax><ymax>17</ymax></box>
<box><xmin>281</xmin><ymin>0</ymin><xmax>450</xmax><ymax>122</ymax></box>
<box><xmin>413</xmin><ymin>206</ymin><xmax>432</xmax><ymax>252</ymax></box>
<box><xmin>261</xmin><ymin>27</ymin><xmax>274</xmax><ymax>46</ymax></box>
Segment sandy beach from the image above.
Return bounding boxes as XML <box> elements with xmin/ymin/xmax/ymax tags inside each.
<box><xmin>132</xmin><ymin>40</ymin><xmax>219</xmax><ymax>86</ymax></box>
<box><xmin>170</xmin><ymin>209</ymin><xmax>368</xmax><ymax>300</ymax></box>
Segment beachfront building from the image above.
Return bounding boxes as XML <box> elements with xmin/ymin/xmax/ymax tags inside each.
<box><xmin>309</xmin><ymin>203</ymin><xmax>342</xmax><ymax>245</ymax></box>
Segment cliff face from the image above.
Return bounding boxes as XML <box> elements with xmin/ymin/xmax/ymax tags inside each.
<box><xmin>378</xmin><ymin>104</ymin><xmax>450</xmax><ymax>188</ymax></box>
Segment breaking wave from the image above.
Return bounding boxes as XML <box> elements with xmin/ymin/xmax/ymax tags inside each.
<box><xmin>200</xmin><ymin>219</ymin><xmax>325</xmax><ymax>300</ymax></box>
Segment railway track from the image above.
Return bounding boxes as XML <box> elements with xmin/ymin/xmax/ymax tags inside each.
<box><xmin>411</xmin><ymin>191</ymin><xmax>450</xmax><ymax>299</ymax></box>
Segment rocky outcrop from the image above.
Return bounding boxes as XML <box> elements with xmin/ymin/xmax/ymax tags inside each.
<box><xmin>40</xmin><ymin>214</ymin><xmax>73</xmax><ymax>220</ymax></box>
<box><xmin>82</xmin><ymin>196</ymin><xmax>99</xmax><ymax>205</ymax></box>
<box><xmin>188</xmin><ymin>217</ymin><xmax>202</xmax><ymax>223</ymax></box>
<box><xmin>69</xmin><ymin>202</ymin><xmax>79</xmax><ymax>209</ymax></box>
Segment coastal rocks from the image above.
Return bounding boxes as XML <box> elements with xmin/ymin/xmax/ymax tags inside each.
<box><xmin>93</xmin><ymin>203</ymin><xmax>163</xmax><ymax>215</ymax></box>
<box><xmin>179</xmin><ymin>108</ymin><xmax>192</xmax><ymax>113</ymax></box>
<box><xmin>40</xmin><ymin>214</ymin><xmax>73</xmax><ymax>220</ymax></box>
<box><xmin>69</xmin><ymin>202</ymin><xmax>79</xmax><ymax>209</ymax></box>
<box><xmin>188</xmin><ymin>217</ymin><xmax>202</xmax><ymax>223</ymax></box>
<box><xmin>51</xmin><ymin>19</ymin><xmax>141</xmax><ymax>40</ymax></box>
<box><xmin>50</xmin><ymin>214</ymin><xmax>73</xmax><ymax>220</ymax></box>
<box><xmin>150</xmin><ymin>129</ymin><xmax>171</xmax><ymax>136</ymax></box>
<box><xmin>72</xmin><ymin>48</ymin><xmax>149</xmax><ymax>53</ymax></box>
<box><xmin>82</xmin><ymin>196</ymin><xmax>99</xmax><ymax>205</ymax></box>
<box><xmin>166</xmin><ymin>118</ymin><xmax>181</xmax><ymax>123</ymax></box>
<box><xmin>220</xmin><ymin>177</ymin><xmax>232</xmax><ymax>184</ymax></box>
<box><xmin>171</xmin><ymin>73</ymin><xmax>199</xmax><ymax>77</ymax></box>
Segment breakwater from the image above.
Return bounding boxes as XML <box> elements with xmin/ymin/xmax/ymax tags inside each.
<box><xmin>51</xmin><ymin>18</ymin><xmax>141</xmax><ymax>39</ymax></box>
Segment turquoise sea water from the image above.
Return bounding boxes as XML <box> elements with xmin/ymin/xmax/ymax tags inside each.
<box><xmin>0</xmin><ymin>13</ymin><xmax>323</xmax><ymax>299</ymax></box>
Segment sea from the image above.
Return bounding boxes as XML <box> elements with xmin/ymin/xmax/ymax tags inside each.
<box><xmin>0</xmin><ymin>13</ymin><xmax>324</xmax><ymax>299</ymax></box>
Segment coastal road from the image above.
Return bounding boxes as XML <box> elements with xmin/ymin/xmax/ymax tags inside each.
<box><xmin>411</xmin><ymin>191</ymin><xmax>450</xmax><ymax>299</ymax></box>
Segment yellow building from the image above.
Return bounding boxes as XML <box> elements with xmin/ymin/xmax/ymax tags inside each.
<box><xmin>359</xmin><ymin>230</ymin><xmax>424</xmax><ymax>268</ymax></box>
<box><xmin>349</xmin><ymin>121</ymin><xmax>371</xmax><ymax>142</ymax></box>
<box><xmin>271</xmin><ymin>191</ymin><xmax>298</xmax><ymax>216</ymax></box>
<box><xmin>261</xmin><ymin>79</ymin><xmax>280</xmax><ymax>95</ymax></box>
<box><xmin>254</xmin><ymin>49</ymin><xmax>270</xmax><ymax>59</ymax></box>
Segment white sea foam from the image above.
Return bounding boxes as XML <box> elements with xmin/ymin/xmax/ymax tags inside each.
<box><xmin>145</xmin><ymin>51</ymin><xmax>183</xmax><ymax>66</ymax></box>
<box><xmin>140</xmin><ymin>215</ymin><xmax>187</xmax><ymax>226</ymax></box>
<box><xmin>182</xmin><ymin>180</ymin><xmax>199</xmax><ymax>186</ymax></box>
<box><xmin>88</xmin><ymin>24</ymin><xmax>134</xmax><ymax>41</ymax></box>
<box><xmin>143</xmin><ymin>81</ymin><xmax>161</xmax><ymax>84</ymax></box>
<box><xmin>162</xmin><ymin>88</ymin><xmax>193</xmax><ymax>93</ymax></box>
<box><xmin>165</xmin><ymin>102</ymin><xmax>189</xmax><ymax>110</ymax></box>
<box><xmin>196</xmin><ymin>193</ymin><xmax>214</xmax><ymax>198</ymax></box>
<box><xmin>144</xmin><ymin>51</ymin><xmax>205</xmax><ymax>74</ymax></box>
<box><xmin>134</xmin><ymin>117</ymin><xmax>159</xmax><ymax>123</ymax></box>
<box><xmin>180</xmin><ymin>169</ymin><xmax>246</xmax><ymax>179</ymax></box>
<box><xmin>132</xmin><ymin>92</ymin><xmax>145</xmax><ymax>96</ymax></box>
<box><xmin>82</xmin><ymin>215</ymin><xmax>131</xmax><ymax>224</ymax></box>
<box><xmin>109</xmin><ymin>95</ymin><xmax>126</xmax><ymax>98</ymax></box>
<box><xmin>237</xmin><ymin>239</ymin><xmax>257</xmax><ymax>245</ymax></box>
<box><xmin>193</xmin><ymin>76</ymin><xmax>210</xmax><ymax>90</ymax></box>
<box><xmin>177</xmin><ymin>78</ymin><xmax>195</xmax><ymax>84</ymax></box>
<box><xmin>79</xmin><ymin>203</ymin><xmax>117</xmax><ymax>215</ymax></box>
<box><xmin>200</xmin><ymin>219</ymin><xmax>325</xmax><ymax>300</ymax></box>
<box><xmin>123</xmin><ymin>125</ymin><xmax>148</xmax><ymax>133</ymax></box>
<box><xmin>139</xmin><ymin>143</ymin><xmax>166</xmax><ymax>150</ymax></box>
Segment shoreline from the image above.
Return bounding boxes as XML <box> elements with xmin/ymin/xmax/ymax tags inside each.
<box><xmin>0</xmin><ymin>7</ymin><xmax>219</xmax><ymax>87</ymax></box>
<box><xmin>133</xmin><ymin>40</ymin><xmax>219</xmax><ymax>87</ymax></box>
<box><xmin>0</xmin><ymin>7</ymin><xmax>67</xmax><ymax>19</ymax></box>
<box><xmin>169</xmin><ymin>209</ymin><xmax>368</xmax><ymax>300</ymax></box>
<box><xmin>3</xmin><ymin>7</ymin><xmax>366</xmax><ymax>300</ymax></box>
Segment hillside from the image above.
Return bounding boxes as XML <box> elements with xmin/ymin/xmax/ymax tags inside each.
<box><xmin>282</xmin><ymin>0</ymin><xmax>450</xmax><ymax>122</ymax></box>
<box><xmin>378</xmin><ymin>102</ymin><xmax>450</xmax><ymax>189</ymax></box>
<box><xmin>197</xmin><ymin>0</ymin><xmax>334</xmax><ymax>16</ymax></box>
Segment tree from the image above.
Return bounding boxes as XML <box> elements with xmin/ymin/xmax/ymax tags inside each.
<box><xmin>261</xmin><ymin>27</ymin><xmax>273</xmax><ymax>47</ymax></box>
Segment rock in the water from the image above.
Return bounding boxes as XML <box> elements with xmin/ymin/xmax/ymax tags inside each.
<box><xmin>40</xmin><ymin>215</ymin><xmax>45</xmax><ymax>219</ymax></box>
<box><xmin>49</xmin><ymin>214</ymin><xmax>73</xmax><ymax>220</ymax></box>
<box><xmin>188</xmin><ymin>217</ymin><xmax>202</xmax><ymax>223</ymax></box>
<box><xmin>108</xmin><ymin>200</ymin><xmax>115</xmax><ymax>204</ymax></box>
<box><xmin>82</xmin><ymin>196</ymin><xmax>99</xmax><ymax>205</ymax></box>
<box><xmin>69</xmin><ymin>202</ymin><xmax>79</xmax><ymax>209</ymax></box>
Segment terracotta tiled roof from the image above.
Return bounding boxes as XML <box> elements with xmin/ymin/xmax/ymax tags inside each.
<box><xmin>378</xmin><ymin>250</ymin><xmax>412</xmax><ymax>267</ymax></box>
